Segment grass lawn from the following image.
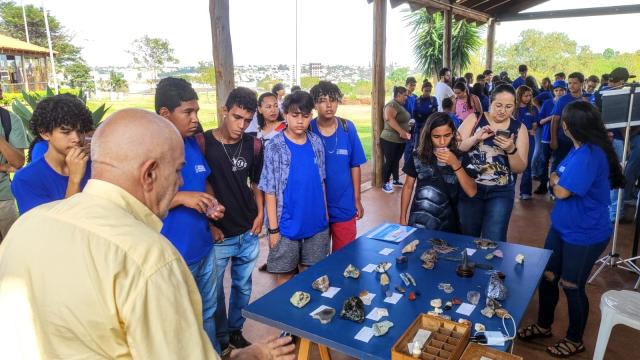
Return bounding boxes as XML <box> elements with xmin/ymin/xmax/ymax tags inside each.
<box><xmin>87</xmin><ymin>93</ymin><xmax>375</xmax><ymax>159</ymax></box>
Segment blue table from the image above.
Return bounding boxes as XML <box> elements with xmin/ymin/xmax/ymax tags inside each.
<box><xmin>244</xmin><ymin>226</ymin><xmax>552</xmax><ymax>360</ymax></box>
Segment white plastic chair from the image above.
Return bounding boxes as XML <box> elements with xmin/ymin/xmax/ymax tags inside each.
<box><xmin>593</xmin><ymin>290</ymin><xmax>640</xmax><ymax>360</ymax></box>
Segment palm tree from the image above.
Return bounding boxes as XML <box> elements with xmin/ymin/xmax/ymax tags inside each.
<box><xmin>404</xmin><ymin>9</ymin><xmax>483</xmax><ymax>78</ymax></box>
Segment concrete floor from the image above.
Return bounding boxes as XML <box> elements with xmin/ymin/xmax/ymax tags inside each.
<box><xmin>221</xmin><ymin>176</ymin><xmax>640</xmax><ymax>360</ymax></box>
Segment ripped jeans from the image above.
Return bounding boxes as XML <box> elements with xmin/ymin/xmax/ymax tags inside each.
<box><xmin>537</xmin><ymin>227</ymin><xmax>609</xmax><ymax>343</ymax></box>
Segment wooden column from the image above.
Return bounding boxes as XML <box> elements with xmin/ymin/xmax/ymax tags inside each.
<box><xmin>442</xmin><ymin>8</ymin><xmax>452</xmax><ymax>71</ymax></box>
<box><xmin>371</xmin><ymin>0</ymin><xmax>387</xmax><ymax>187</ymax></box>
<box><xmin>210</xmin><ymin>0</ymin><xmax>235</xmax><ymax>123</ymax></box>
<box><xmin>485</xmin><ymin>18</ymin><xmax>496</xmax><ymax>70</ymax></box>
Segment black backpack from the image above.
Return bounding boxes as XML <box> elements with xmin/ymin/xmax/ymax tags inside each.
<box><xmin>0</xmin><ymin>107</ymin><xmax>11</xmax><ymax>141</ymax></box>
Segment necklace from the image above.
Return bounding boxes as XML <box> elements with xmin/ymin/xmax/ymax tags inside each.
<box><xmin>216</xmin><ymin>131</ymin><xmax>244</xmax><ymax>171</ymax></box>
<box><xmin>319</xmin><ymin>119</ymin><xmax>338</xmax><ymax>154</ymax></box>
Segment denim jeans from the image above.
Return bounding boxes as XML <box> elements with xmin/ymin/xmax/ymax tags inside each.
<box><xmin>537</xmin><ymin>228</ymin><xmax>609</xmax><ymax>343</ymax></box>
<box><xmin>458</xmin><ymin>183</ymin><xmax>515</xmax><ymax>242</ymax></box>
<box><xmin>532</xmin><ymin>127</ymin><xmax>544</xmax><ymax>177</ymax></box>
<box><xmin>623</xmin><ymin>134</ymin><xmax>640</xmax><ymax>201</ymax></box>
<box><xmin>610</xmin><ymin>139</ymin><xmax>625</xmax><ymax>221</ymax></box>
<box><xmin>188</xmin><ymin>246</ymin><xmax>220</xmax><ymax>353</ymax></box>
<box><xmin>519</xmin><ymin>135</ymin><xmax>536</xmax><ymax>196</ymax></box>
<box><xmin>214</xmin><ymin>230</ymin><xmax>260</xmax><ymax>345</ymax></box>
<box><xmin>538</xmin><ymin>143</ymin><xmax>552</xmax><ymax>186</ymax></box>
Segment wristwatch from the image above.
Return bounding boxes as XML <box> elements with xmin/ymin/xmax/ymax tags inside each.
<box><xmin>268</xmin><ymin>227</ymin><xmax>280</xmax><ymax>235</ymax></box>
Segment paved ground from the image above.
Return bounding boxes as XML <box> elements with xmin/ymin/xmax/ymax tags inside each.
<box><xmin>221</xmin><ymin>175</ymin><xmax>640</xmax><ymax>360</ymax></box>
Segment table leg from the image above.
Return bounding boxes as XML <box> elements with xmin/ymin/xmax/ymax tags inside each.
<box><xmin>318</xmin><ymin>344</ymin><xmax>332</xmax><ymax>360</ymax></box>
<box><xmin>298</xmin><ymin>338</ymin><xmax>311</xmax><ymax>360</ymax></box>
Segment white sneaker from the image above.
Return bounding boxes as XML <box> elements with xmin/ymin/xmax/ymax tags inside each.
<box><xmin>382</xmin><ymin>182</ymin><xmax>393</xmax><ymax>194</ymax></box>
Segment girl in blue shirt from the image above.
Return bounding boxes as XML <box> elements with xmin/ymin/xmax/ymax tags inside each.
<box><xmin>515</xmin><ymin>85</ymin><xmax>538</xmax><ymax>199</ymax></box>
<box><xmin>518</xmin><ymin>102</ymin><xmax>624</xmax><ymax>358</ymax></box>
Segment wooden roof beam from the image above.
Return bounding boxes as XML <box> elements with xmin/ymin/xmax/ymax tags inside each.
<box><xmin>406</xmin><ymin>0</ymin><xmax>491</xmax><ymax>23</ymax></box>
<box><xmin>496</xmin><ymin>4</ymin><xmax>640</xmax><ymax>22</ymax></box>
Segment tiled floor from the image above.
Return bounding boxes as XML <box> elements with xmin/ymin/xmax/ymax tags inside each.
<box><xmin>221</xmin><ymin>177</ymin><xmax>640</xmax><ymax>359</ymax></box>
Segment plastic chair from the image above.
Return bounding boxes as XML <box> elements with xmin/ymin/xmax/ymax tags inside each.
<box><xmin>593</xmin><ymin>290</ymin><xmax>640</xmax><ymax>360</ymax></box>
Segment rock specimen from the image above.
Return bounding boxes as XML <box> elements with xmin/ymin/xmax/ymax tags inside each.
<box><xmin>290</xmin><ymin>291</ymin><xmax>310</xmax><ymax>308</ymax></box>
<box><xmin>313</xmin><ymin>307</ymin><xmax>336</xmax><ymax>324</ymax></box>
<box><xmin>402</xmin><ymin>240</ymin><xmax>419</xmax><ymax>254</ymax></box>
<box><xmin>372</xmin><ymin>320</ymin><xmax>394</xmax><ymax>336</ymax></box>
<box><xmin>340</xmin><ymin>296</ymin><xmax>365</xmax><ymax>323</ymax></box>
<box><xmin>376</xmin><ymin>262</ymin><xmax>392</xmax><ymax>273</ymax></box>
<box><xmin>380</xmin><ymin>273</ymin><xmax>390</xmax><ymax>286</ymax></box>
<box><xmin>343</xmin><ymin>264</ymin><xmax>360</xmax><ymax>279</ymax></box>
<box><xmin>312</xmin><ymin>275</ymin><xmax>330</xmax><ymax>292</ymax></box>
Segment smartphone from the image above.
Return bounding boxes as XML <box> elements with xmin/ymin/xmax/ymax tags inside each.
<box><xmin>496</xmin><ymin>129</ymin><xmax>510</xmax><ymax>138</ymax></box>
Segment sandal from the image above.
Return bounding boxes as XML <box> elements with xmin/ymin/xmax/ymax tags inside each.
<box><xmin>517</xmin><ymin>323</ymin><xmax>552</xmax><ymax>341</ymax></box>
<box><xmin>546</xmin><ymin>339</ymin><xmax>585</xmax><ymax>358</ymax></box>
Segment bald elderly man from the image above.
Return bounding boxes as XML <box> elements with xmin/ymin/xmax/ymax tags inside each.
<box><xmin>0</xmin><ymin>109</ymin><xmax>294</xmax><ymax>360</ymax></box>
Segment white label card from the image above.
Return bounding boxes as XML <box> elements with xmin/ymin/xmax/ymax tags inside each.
<box><xmin>466</xmin><ymin>248</ymin><xmax>477</xmax><ymax>256</ymax></box>
<box><xmin>366</xmin><ymin>307</ymin><xmax>389</xmax><ymax>321</ymax></box>
<box><xmin>456</xmin><ymin>303</ymin><xmax>476</xmax><ymax>316</ymax></box>
<box><xmin>362</xmin><ymin>264</ymin><xmax>377</xmax><ymax>272</ymax></box>
<box><xmin>321</xmin><ymin>287</ymin><xmax>341</xmax><ymax>298</ymax></box>
<box><xmin>383</xmin><ymin>292</ymin><xmax>403</xmax><ymax>304</ymax></box>
<box><xmin>485</xmin><ymin>331</ymin><xmax>505</xmax><ymax>346</ymax></box>
<box><xmin>309</xmin><ymin>305</ymin><xmax>331</xmax><ymax>317</ymax></box>
<box><xmin>360</xmin><ymin>292</ymin><xmax>376</xmax><ymax>305</ymax></box>
<box><xmin>355</xmin><ymin>326</ymin><xmax>374</xmax><ymax>343</ymax></box>
<box><xmin>379</xmin><ymin>248</ymin><xmax>395</xmax><ymax>255</ymax></box>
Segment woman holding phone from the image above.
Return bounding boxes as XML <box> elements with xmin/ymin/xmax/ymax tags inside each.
<box><xmin>456</xmin><ymin>84</ymin><xmax>529</xmax><ymax>242</ymax></box>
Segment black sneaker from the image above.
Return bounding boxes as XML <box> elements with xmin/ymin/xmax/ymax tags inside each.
<box><xmin>534</xmin><ymin>184</ymin><xmax>548</xmax><ymax>195</ymax></box>
<box><xmin>229</xmin><ymin>330</ymin><xmax>252</xmax><ymax>349</ymax></box>
<box><xmin>392</xmin><ymin>180</ymin><xmax>404</xmax><ymax>187</ymax></box>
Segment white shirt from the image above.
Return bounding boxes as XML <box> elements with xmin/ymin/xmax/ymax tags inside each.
<box><xmin>435</xmin><ymin>82</ymin><xmax>455</xmax><ymax>112</ymax></box>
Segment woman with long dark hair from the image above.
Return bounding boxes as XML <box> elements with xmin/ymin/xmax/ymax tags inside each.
<box><xmin>399</xmin><ymin>113</ymin><xmax>476</xmax><ymax>231</ymax></box>
<box><xmin>380</xmin><ymin>86</ymin><xmax>411</xmax><ymax>193</ymax></box>
<box><xmin>457</xmin><ymin>84</ymin><xmax>529</xmax><ymax>242</ymax></box>
<box><xmin>518</xmin><ymin>101</ymin><xmax>624</xmax><ymax>358</ymax></box>
<box><xmin>256</xmin><ymin>92</ymin><xmax>285</xmax><ymax>142</ymax></box>
<box><xmin>453</xmin><ymin>82</ymin><xmax>482</xmax><ymax>122</ymax></box>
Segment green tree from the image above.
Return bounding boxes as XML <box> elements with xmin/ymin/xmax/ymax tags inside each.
<box><xmin>404</xmin><ymin>9</ymin><xmax>482</xmax><ymax>77</ymax></box>
<box><xmin>195</xmin><ymin>61</ymin><xmax>216</xmax><ymax>87</ymax></box>
<box><xmin>603</xmin><ymin>48</ymin><xmax>616</xmax><ymax>59</ymax></box>
<box><xmin>257</xmin><ymin>76</ymin><xmax>282</xmax><ymax>92</ymax></box>
<box><xmin>0</xmin><ymin>1</ymin><xmax>82</xmax><ymax>66</ymax></box>
<box><xmin>337</xmin><ymin>82</ymin><xmax>353</xmax><ymax>97</ymax></box>
<box><xmin>63</xmin><ymin>62</ymin><xmax>94</xmax><ymax>91</ymax></box>
<box><xmin>354</xmin><ymin>80</ymin><xmax>372</xmax><ymax>97</ymax></box>
<box><xmin>301</xmin><ymin>76</ymin><xmax>320</xmax><ymax>90</ymax></box>
<box><xmin>128</xmin><ymin>36</ymin><xmax>178</xmax><ymax>84</ymax></box>
<box><xmin>107</xmin><ymin>71</ymin><xmax>128</xmax><ymax>93</ymax></box>
<box><xmin>387</xmin><ymin>67</ymin><xmax>409</xmax><ymax>85</ymax></box>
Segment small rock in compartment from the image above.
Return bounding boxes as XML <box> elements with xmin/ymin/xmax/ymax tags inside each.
<box><xmin>380</xmin><ymin>273</ymin><xmax>390</xmax><ymax>286</ymax></box>
<box><xmin>372</xmin><ymin>320</ymin><xmax>394</xmax><ymax>336</ymax></box>
<box><xmin>290</xmin><ymin>291</ymin><xmax>311</xmax><ymax>308</ymax></box>
<box><xmin>402</xmin><ymin>239</ymin><xmax>419</xmax><ymax>254</ymax></box>
<box><xmin>340</xmin><ymin>296</ymin><xmax>365</xmax><ymax>323</ymax></box>
<box><xmin>458</xmin><ymin>318</ymin><xmax>472</xmax><ymax>327</ymax></box>
<box><xmin>375</xmin><ymin>261</ymin><xmax>392</xmax><ymax>273</ymax></box>
<box><xmin>343</xmin><ymin>264</ymin><xmax>360</xmax><ymax>278</ymax></box>
<box><xmin>313</xmin><ymin>307</ymin><xmax>336</xmax><ymax>324</ymax></box>
<box><xmin>430</xmin><ymin>298</ymin><xmax>442</xmax><ymax>308</ymax></box>
<box><xmin>312</xmin><ymin>275</ymin><xmax>330</xmax><ymax>292</ymax></box>
<box><xmin>474</xmin><ymin>323</ymin><xmax>486</xmax><ymax>332</ymax></box>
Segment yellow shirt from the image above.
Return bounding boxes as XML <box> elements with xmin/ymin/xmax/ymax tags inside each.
<box><xmin>0</xmin><ymin>179</ymin><xmax>219</xmax><ymax>360</ymax></box>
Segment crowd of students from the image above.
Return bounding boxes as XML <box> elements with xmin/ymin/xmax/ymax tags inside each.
<box><xmin>0</xmin><ymin>63</ymin><xmax>635</xmax><ymax>358</ymax></box>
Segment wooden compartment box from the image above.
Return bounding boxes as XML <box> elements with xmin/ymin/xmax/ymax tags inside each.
<box><xmin>459</xmin><ymin>343</ymin><xmax>523</xmax><ymax>360</ymax></box>
<box><xmin>392</xmin><ymin>314</ymin><xmax>471</xmax><ymax>360</ymax></box>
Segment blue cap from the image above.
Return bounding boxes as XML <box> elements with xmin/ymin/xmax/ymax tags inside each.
<box><xmin>552</xmin><ymin>80</ymin><xmax>567</xmax><ymax>89</ymax></box>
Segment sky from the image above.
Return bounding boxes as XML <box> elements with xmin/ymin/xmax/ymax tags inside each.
<box><xmin>22</xmin><ymin>0</ymin><xmax>640</xmax><ymax>68</ymax></box>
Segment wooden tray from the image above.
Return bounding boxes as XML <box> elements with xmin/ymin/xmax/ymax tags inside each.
<box><xmin>459</xmin><ymin>343</ymin><xmax>523</xmax><ymax>360</ymax></box>
<box><xmin>392</xmin><ymin>314</ymin><xmax>470</xmax><ymax>360</ymax></box>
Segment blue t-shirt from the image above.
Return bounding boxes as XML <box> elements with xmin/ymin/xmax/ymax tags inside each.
<box><xmin>448</xmin><ymin>112</ymin><xmax>462</xmax><ymax>128</ymax></box>
<box><xmin>310</xmin><ymin>118</ymin><xmax>367</xmax><ymax>223</ymax></box>
<box><xmin>534</xmin><ymin>91</ymin><xmax>553</xmax><ymax>106</ymax></box>
<box><xmin>512</xmin><ymin>77</ymin><xmax>526</xmax><ymax>90</ymax></box>
<box><xmin>479</xmin><ymin>94</ymin><xmax>490</xmax><ymax>112</ymax></box>
<box><xmin>161</xmin><ymin>137</ymin><xmax>213</xmax><ymax>265</ymax></box>
<box><xmin>280</xmin><ymin>134</ymin><xmax>328</xmax><ymax>240</ymax></box>
<box><xmin>11</xmin><ymin>156</ymin><xmax>91</xmax><ymax>214</ymax></box>
<box><xmin>552</xmin><ymin>93</ymin><xmax>584</xmax><ymax>143</ymax></box>
<box><xmin>539</xmin><ymin>98</ymin><xmax>556</xmax><ymax>143</ymax></box>
<box><xmin>404</xmin><ymin>94</ymin><xmax>417</xmax><ymax>117</ymax></box>
<box><xmin>551</xmin><ymin>144</ymin><xmax>612</xmax><ymax>245</ymax></box>
<box><xmin>517</xmin><ymin>106</ymin><xmax>538</xmax><ymax>131</ymax></box>
<box><xmin>30</xmin><ymin>141</ymin><xmax>48</xmax><ymax>161</ymax></box>
<box><xmin>413</xmin><ymin>96</ymin><xmax>438</xmax><ymax>126</ymax></box>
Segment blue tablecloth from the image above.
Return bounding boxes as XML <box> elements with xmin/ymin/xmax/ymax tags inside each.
<box><xmin>243</xmin><ymin>226</ymin><xmax>552</xmax><ymax>360</ymax></box>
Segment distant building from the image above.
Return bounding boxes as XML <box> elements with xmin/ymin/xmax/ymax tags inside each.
<box><xmin>309</xmin><ymin>63</ymin><xmax>322</xmax><ymax>77</ymax></box>
<box><xmin>0</xmin><ymin>34</ymin><xmax>53</xmax><ymax>93</ymax></box>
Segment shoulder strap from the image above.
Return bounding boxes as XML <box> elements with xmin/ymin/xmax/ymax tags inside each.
<box><xmin>0</xmin><ymin>108</ymin><xmax>11</xmax><ymax>142</ymax></box>
<box><xmin>194</xmin><ymin>132</ymin><xmax>205</xmax><ymax>154</ymax></box>
<box><xmin>337</xmin><ymin>116</ymin><xmax>348</xmax><ymax>132</ymax></box>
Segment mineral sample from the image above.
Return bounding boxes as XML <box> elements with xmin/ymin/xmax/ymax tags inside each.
<box><xmin>343</xmin><ymin>264</ymin><xmax>360</xmax><ymax>279</ymax></box>
<box><xmin>380</xmin><ymin>273</ymin><xmax>390</xmax><ymax>286</ymax></box>
<box><xmin>376</xmin><ymin>262</ymin><xmax>392</xmax><ymax>273</ymax></box>
<box><xmin>312</xmin><ymin>275</ymin><xmax>330</xmax><ymax>293</ymax></box>
<box><xmin>372</xmin><ymin>320</ymin><xmax>394</xmax><ymax>336</ymax></box>
<box><xmin>313</xmin><ymin>307</ymin><xmax>336</xmax><ymax>324</ymax></box>
<box><xmin>340</xmin><ymin>296</ymin><xmax>365</xmax><ymax>323</ymax></box>
<box><xmin>290</xmin><ymin>291</ymin><xmax>310</xmax><ymax>308</ymax></box>
<box><xmin>402</xmin><ymin>240</ymin><xmax>419</xmax><ymax>254</ymax></box>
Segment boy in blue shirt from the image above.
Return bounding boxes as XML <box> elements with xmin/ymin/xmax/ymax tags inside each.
<box><xmin>442</xmin><ymin>98</ymin><xmax>461</xmax><ymax>128</ymax></box>
<box><xmin>156</xmin><ymin>77</ymin><xmax>225</xmax><ymax>353</ymax></box>
<box><xmin>309</xmin><ymin>81</ymin><xmax>366</xmax><ymax>251</ymax></box>
<box><xmin>534</xmin><ymin>81</ymin><xmax>566</xmax><ymax>195</ymax></box>
<box><xmin>259</xmin><ymin>91</ymin><xmax>329</xmax><ymax>285</ymax></box>
<box><xmin>550</xmin><ymin>72</ymin><xmax>588</xmax><ymax>176</ymax></box>
<box><xmin>404</xmin><ymin>77</ymin><xmax>418</xmax><ymax>116</ymax></box>
<box><xmin>512</xmin><ymin>64</ymin><xmax>528</xmax><ymax>90</ymax></box>
<box><xmin>12</xmin><ymin>94</ymin><xmax>92</xmax><ymax>214</ymax></box>
<box><xmin>204</xmin><ymin>87</ymin><xmax>263</xmax><ymax>352</ymax></box>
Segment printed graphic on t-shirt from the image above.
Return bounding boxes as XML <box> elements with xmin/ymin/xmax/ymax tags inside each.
<box><xmin>231</xmin><ymin>156</ymin><xmax>247</xmax><ymax>171</ymax></box>
<box><xmin>195</xmin><ymin>165</ymin><xmax>207</xmax><ymax>173</ymax></box>
<box><xmin>467</xmin><ymin>128</ymin><xmax>512</xmax><ymax>186</ymax></box>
